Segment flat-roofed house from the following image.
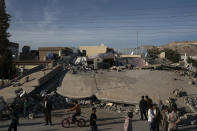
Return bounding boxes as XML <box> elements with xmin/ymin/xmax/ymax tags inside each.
<box><xmin>38</xmin><ymin>47</ymin><xmax>73</xmax><ymax>61</ymax></box>
<box><xmin>79</xmin><ymin>44</ymin><xmax>112</xmax><ymax>57</ymax></box>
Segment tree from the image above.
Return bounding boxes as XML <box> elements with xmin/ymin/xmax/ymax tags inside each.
<box><xmin>187</xmin><ymin>57</ymin><xmax>197</xmax><ymax>68</ymax></box>
<box><xmin>163</xmin><ymin>48</ymin><xmax>181</xmax><ymax>63</ymax></box>
<box><xmin>0</xmin><ymin>0</ymin><xmax>14</xmax><ymax>79</ymax></box>
<box><xmin>147</xmin><ymin>47</ymin><xmax>161</xmax><ymax>60</ymax></box>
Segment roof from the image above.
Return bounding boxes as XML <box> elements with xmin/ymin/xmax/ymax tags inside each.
<box><xmin>38</xmin><ymin>47</ymin><xmax>71</xmax><ymax>51</ymax></box>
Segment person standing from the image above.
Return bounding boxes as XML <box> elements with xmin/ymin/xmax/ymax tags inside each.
<box><xmin>139</xmin><ymin>96</ymin><xmax>148</xmax><ymax>120</ymax></box>
<box><xmin>43</xmin><ymin>97</ymin><xmax>52</xmax><ymax>125</ymax></box>
<box><xmin>152</xmin><ymin>104</ymin><xmax>160</xmax><ymax>131</ymax></box>
<box><xmin>124</xmin><ymin>112</ymin><xmax>133</xmax><ymax>131</ymax></box>
<box><xmin>158</xmin><ymin>100</ymin><xmax>164</xmax><ymax>111</ymax></box>
<box><xmin>168</xmin><ymin>108</ymin><xmax>180</xmax><ymax>131</ymax></box>
<box><xmin>145</xmin><ymin>96</ymin><xmax>153</xmax><ymax>109</ymax></box>
<box><xmin>161</xmin><ymin>106</ymin><xmax>169</xmax><ymax>131</ymax></box>
<box><xmin>8</xmin><ymin>105</ymin><xmax>19</xmax><ymax>131</ymax></box>
<box><xmin>23</xmin><ymin>98</ymin><xmax>29</xmax><ymax>118</ymax></box>
<box><xmin>148</xmin><ymin>104</ymin><xmax>154</xmax><ymax>131</ymax></box>
<box><xmin>90</xmin><ymin>107</ymin><xmax>98</xmax><ymax>131</ymax></box>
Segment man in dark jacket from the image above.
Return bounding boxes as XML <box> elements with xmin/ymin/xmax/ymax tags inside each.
<box><xmin>43</xmin><ymin>97</ymin><xmax>52</xmax><ymax>125</ymax></box>
<box><xmin>145</xmin><ymin>96</ymin><xmax>153</xmax><ymax>109</ymax></box>
<box><xmin>152</xmin><ymin>104</ymin><xmax>160</xmax><ymax>131</ymax></box>
<box><xmin>8</xmin><ymin>104</ymin><xmax>19</xmax><ymax>131</ymax></box>
<box><xmin>90</xmin><ymin>107</ymin><xmax>97</xmax><ymax>131</ymax></box>
<box><xmin>139</xmin><ymin>96</ymin><xmax>148</xmax><ymax>120</ymax></box>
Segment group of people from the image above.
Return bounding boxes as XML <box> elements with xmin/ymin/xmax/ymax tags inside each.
<box><xmin>138</xmin><ymin>96</ymin><xmax>179</xmax><ymax>131</ymax></box>
<box><xmin>7</xmin><ymin>95</ymin><xmax>181</xmax><ymax>131</ymax></box>
<box><xmin>124</xmin><ymin>96</ymin><xmax>180</xmax><ymax>131</ymax></box>
<box><xmin>7</xmin><ymin>96</ymin><xmax>53</xmax><ymax>131</ymax></box>
<box><xmin>8</xmin><ymin>97</ymin><xmax>98</xmax><ymax>131</ymax></box>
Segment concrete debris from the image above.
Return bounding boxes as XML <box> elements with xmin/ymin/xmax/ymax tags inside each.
<box><xmin>15</xmin><ymin>88</ymin><xmax>24</xmax><ymax>96</ymax></box>
<box><xmin>91</xmin><ymin>101</ymin><xmax>135</xmax><ymax>113</ymax></box>
<box><xmin>106</xmin><ymin>103</ymin><xmax>113</xmax><ymax>106</ymax></box>
<box><xmin>165</xmin><ymin>97</ymin><xmax>175</xmax><ymax>104</ymax></box>
<box><xmin>28</xmin><ymin>113</ymin><xmax>35</xmax><ymax>119</ymax></box>
<box><xmin>172</xmin><ymin>89</ymin><xmax>187</xmax><ymax>97</ymax></box>
<box><xmin>76</xmin><ymin>99</ymin><xmax>135</xmax><ymax>113</ymax></box>
<box><xmin>191</xmin><ymin>120</ymin><xmax>197</xmax><ymax>125</ymax></box>
<box><xmin>110</xmin><ymin>66</ymin><xmax>127</xmax><ymax>71</ymax></box>
<box><xmin>184</xmin><ymin>97</ymin><xmax>197</xmax><ymax>114</ymax></box>
<box><xmin>188</xmin><ymin>81</ymin><xmax>195</xmax><ymax>85</ymax></box>
<box><xmin>179</xmin><ymin>113</ymin><xmax>197</xmax><ymax>126</ymax></box>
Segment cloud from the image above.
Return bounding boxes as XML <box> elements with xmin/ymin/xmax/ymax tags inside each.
<box><xmin>6</xmin><ymin>0</ymin><xmax>197</xmax><ymax>50</ymax></box>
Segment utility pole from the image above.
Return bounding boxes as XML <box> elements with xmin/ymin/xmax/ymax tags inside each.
<box><xmin>137</xmin><ymin>31</ymin><xmax>139</xmax><ymax>54</ymax></box>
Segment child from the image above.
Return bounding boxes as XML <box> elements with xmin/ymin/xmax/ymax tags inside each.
<box><xmin>90</xmin><ymin>107</ymin><xmax>97</xmax><ymax>131</ymax></box>
<box><xmin>124</xmin><ymin>112</ymin><xmax>133</xmax><ymax>131</ymax></box>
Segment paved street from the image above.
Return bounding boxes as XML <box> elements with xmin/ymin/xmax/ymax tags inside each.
<box><xmin>0</xmin><ymin>108</ymin><xmax>197</xmax><ymax>131</ymax></box>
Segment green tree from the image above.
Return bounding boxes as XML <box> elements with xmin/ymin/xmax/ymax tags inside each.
<box><xmin>147</xmin><ymin>47</ymin><xmax>161</xmax><ymax>60</ymax></box>
<box><xmin>163</xmin><ymin>48</ymin><xmax>181</xmax><ymax>63</ymax></box>
<box><xmin>0</xmin><ymin>0</ymin><xmax>14</xmax><ymax>79</ymax></box>
<box><xmin>187</xmin><ymin>57</ymin><xmax>197</xmax><ymax>68</ymax></box>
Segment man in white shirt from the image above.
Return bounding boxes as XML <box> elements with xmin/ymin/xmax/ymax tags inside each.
<box><xmin>148</xmin><ymin>104</ymin><xmax>154</xmax><ymax>131</ymax></box>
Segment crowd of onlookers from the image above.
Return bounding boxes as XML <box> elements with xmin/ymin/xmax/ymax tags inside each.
<box><xmin>6</xmin><ymin>95</ymin><xmax>180</xmax><ymax>131</ymax></box>
<box><xmin>124</xmin><ymin>95</ymin><xmax>180</xmax><ymax>131</ymax></box>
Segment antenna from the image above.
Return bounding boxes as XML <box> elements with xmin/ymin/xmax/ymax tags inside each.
<box><xmin>137</xmin><ymin>31</ymin><xmax>139</xmax><ymax>54</ymax></box>
<box><xmin>137</xmin><ymin>31</ymin><xmax>138</xmax><ymax>48</ymax></box>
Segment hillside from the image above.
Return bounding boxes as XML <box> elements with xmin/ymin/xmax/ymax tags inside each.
<box><xmin>159</xmin><ymin>41</ymin><xmax>197</xmax><ymax>56</ymax></box>
<box><xmin>140</xmin><ymin>41</ymin><xmax>197</xmax><ymax>56</ymax></box>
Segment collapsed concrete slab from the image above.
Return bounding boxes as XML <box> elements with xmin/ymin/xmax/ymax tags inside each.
<box><xmin>58</xmin><ymin>70</ymin><xmax>197</xmax><ymax>104</ymax></box>
<box><xmin>57</xmin><ymin>72</ymin><xmax>96</xmax><ymax>99</ymax></box>
<box><xmin>0</xmin><ymin>65</ymin><xmax>62</xmax><ymax>102</ymax></box>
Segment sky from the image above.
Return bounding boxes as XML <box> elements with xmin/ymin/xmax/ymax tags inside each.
<box><xmin>5</xmin><ymin>0</ymin><xmax>197</xmax><ymax>50</ymax></box>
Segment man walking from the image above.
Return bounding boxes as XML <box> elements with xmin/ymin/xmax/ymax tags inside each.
<box><xmin>43</xmin><ymin>97</ymin><xmax>52</xmax><ymax>126</ymax></box>
<box><xmin>90</xmin><ymin>107</ymin><xmax>98</xmax><ymax>131</ymax></box>
<box><xmin>139</xmin><ymin>96</ymin><xmax>148</xmax><ymax>120</ymax></box>
<box><xmin>8</xmin><ymin>104</ymin><xmax>19</xmax><ymax>131</ymax></box>
<box><xmin>23</xmin><ymin>98</ymin><xmax>29</xmax><ymax>118</ymax></box>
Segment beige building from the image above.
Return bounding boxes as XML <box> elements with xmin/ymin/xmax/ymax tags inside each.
<box><xmin>79</xmin><ymin>44</ymin><xmax>110</xmax><ymax>57</ymax></box>
<box><xmin>38</xmin><ymin>47</ymin><xmax>72</xmax><ymax>61</ymax></box>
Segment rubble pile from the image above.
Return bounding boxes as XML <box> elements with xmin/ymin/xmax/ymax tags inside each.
<box><xmin>177</xmin><ymin>96</ymin><xmax>197</xmax><ymax>125</ymax></box>
<box><xmin>96</xmin><ymin>102</ymin><xmax>135</xmax><ymax>113</ymax></box>
<box><xmin>78</xmin><ymin>99</ymin><xmax>135</xmax><ymax>113</ymax></box>
<box><xmin>47</xmin><ymin>92</ymin><xmax>72</xmax><ymax>109</ymax></box>
<box><xmin>172</xmin><ymin>89</ymin><xmax>187</xmax><ymax>97</ymax></box>
<box><xmin>184</xmin><ymin>96</ymin><xmax>197</xmax><ymax>114</ymax></box>
<box><xmin>179</xmin><ymin>113</ymin><xmax>197</xmax><ymax>125</ymax></box>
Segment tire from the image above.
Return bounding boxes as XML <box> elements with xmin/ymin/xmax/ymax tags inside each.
<box><xmin>62</xmin><ymin>119</ymin><xmax>70</xmax><ymax>128</ymax></box>
<box><xmin>77</xmin><ymin>119</ymin><xmax>86</xmax><ymax>127</ymax></box>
